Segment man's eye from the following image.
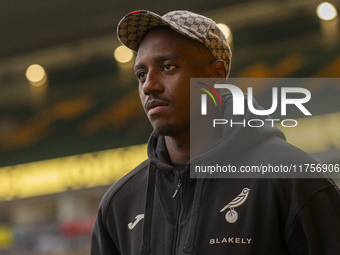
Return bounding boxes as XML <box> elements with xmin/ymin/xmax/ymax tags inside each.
<box><xmin>163</xmin><ymin>64</ymin><xmax>176</xmax><ymax>71</ymax></box>
<box><xmin>137</xmin><ymin>72</ymin><xmax>146</xmax><ymax>80</ymax></box>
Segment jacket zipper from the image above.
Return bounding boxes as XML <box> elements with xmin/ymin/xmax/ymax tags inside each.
<box><xmin>172</xmin><ymin>178</ymin><xmax>182</xmax><ymax>198</ymax></box>
<box><xmin>172</xmin><ymin>174</ymin><xmax>184</xmax><ymax>255</ymax></box>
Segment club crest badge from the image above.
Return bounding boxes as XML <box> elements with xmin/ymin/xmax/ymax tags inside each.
<box><xmin>220</xmin><ymin>187</ymin><xmax>250</xmax><ymax>223</ymax></box>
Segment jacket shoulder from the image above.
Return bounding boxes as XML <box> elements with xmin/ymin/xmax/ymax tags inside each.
<box><xmin>99</xmin><ymin>159</ymin><xmax>149</xmax><ymax>212</ymax></box>
<box><xmin>256</xmin><ymin>136</ymin><xmax>320</xmax><ymax>164</ymax></box>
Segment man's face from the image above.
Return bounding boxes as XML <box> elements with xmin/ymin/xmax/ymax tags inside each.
<box><xmin>134</xmin><ymin>28</ymin><xmax>216</xmax><ymax>137</ymax></box>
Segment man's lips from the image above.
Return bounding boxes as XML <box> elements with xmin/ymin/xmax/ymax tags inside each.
<box><xmin>148</xmin><ymin>105</ymin><xmax>167</xmax><ymax>115</ymax></box>
<box><xmin>146</xmin><ymin>99</ymin><xmax>169</xmax><ymax>115</ymax></box>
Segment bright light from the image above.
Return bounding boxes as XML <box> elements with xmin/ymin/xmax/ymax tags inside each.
<box><xmin>317</xmin><ymin>2</ymin><xmax>338</xmax><ymax>21</ymax></box>
<box><xmin>114</xmin><ymin>46</ymin><xmax>134</xmax><ymax>63</ymax></box>
<box><xmin>217</xmin><ymin>23</ymin><xmax>233</xmax><ymax>44</ymax></box>
<box><xmin>25</xmin><ymin>64</ymin><xmax>48</xmax><ymax>88</ymax></box>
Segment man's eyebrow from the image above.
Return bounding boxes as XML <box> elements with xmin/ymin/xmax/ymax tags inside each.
<box><xmin>155</xmin><ymin>54</ymin><xmax>181</xmax><ymax>63</ymax></box>
<box><xmin>134</xmin><ymin>54</ymin><xmax>181</xmax><ymax>72</ymax></box>
<box><xmin>134</xmin><ymin>62</ymin><xmax>145</xmax><ymax>73</ymax></box>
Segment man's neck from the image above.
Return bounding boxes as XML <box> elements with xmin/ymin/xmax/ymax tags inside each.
<box><xmin>164</xmin><ymin>125</ymin><xmax>222</xmax><ymax>165</ymax></box>
<box><xmin>165</xmin><ymin>133</ymin><xmax>191</xmax><ymax>165</ymax></box>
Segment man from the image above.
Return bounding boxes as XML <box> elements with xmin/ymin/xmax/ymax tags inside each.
<box><xmin>91</xmin><ymin>10</ymin><xmax>340</xmax><ymax>254</ymax></box>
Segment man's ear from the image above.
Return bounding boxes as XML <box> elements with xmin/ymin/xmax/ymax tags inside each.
<box><xmin>210</xmin><ymin>60</ymin><xmax>227</xmax><ymax>79</ymax></box>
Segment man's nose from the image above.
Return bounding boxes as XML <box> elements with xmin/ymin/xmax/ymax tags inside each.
<box><xmin>142</xmin><ymin>71</ymin><xmax>164</xmax><ymax>95</ymax></box>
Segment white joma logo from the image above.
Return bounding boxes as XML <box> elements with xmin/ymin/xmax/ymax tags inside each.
<box><xmin>128</xmin><ymin>214</ymin><xmax>144</xmax><ymax>230</ymax></box>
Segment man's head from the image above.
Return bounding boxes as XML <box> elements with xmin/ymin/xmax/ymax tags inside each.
<box><xmin>117</xmin><ymin>10</ymin><xmax>232</xmax><ymax>137</ymax></box>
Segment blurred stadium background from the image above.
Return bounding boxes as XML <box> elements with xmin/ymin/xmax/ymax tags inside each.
<box><xmin>0</xmin><ymin>0</ymin><xmax>340</xmax><ymax>254</ymax></box>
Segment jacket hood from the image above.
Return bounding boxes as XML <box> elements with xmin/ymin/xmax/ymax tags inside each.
<box><xmin>147</xmin><ymin>92</ymin><xmax>286</xmax><ymax>165</ymax></box>
<box><xmin>193</xmin><ymin>93</ymin><xmax>286</xmax><ymax>163</ymax></box>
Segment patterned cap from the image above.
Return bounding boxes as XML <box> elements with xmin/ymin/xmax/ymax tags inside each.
<box><xmin>117</xmin><ymin>10</ymin><xmax>232</xmax><ymax>76</ymax></box>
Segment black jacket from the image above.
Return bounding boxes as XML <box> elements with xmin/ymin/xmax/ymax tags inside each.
<box><xmin>91</xmin><ymin>95</ymin><xmax>340</xmax><ymax>255</ymax></box>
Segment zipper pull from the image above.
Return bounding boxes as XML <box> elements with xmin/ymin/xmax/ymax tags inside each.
<box><xmin>172</xmin><ymin>178</ymin><xmax>182</xmax><ymax>198</ymax></box>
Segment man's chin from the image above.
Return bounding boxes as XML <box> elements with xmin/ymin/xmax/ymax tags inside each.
<box><xmin>153</xmin><ymin>124</ymin><xmax>176</xmax><ymax>137</ymax></box>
